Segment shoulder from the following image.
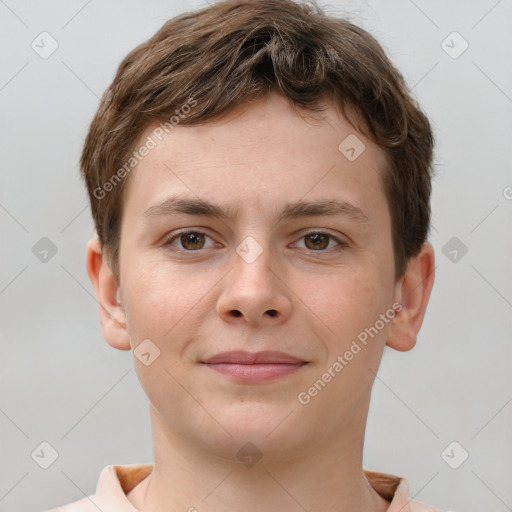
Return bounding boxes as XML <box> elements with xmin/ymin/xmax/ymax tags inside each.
<box><xmin>45</xmin><ymin>463</ymin><xmax>153</xmax><ymax>512</ymax></box>
<box><xmin>395</xmin><ymin>477</ymin><xmax>442</xmax><ymax>512</ymax></box>
<box><xmin>364</xmin><ymin>469</ymin><xmax>442</xmax><ymax>512</ymax></box>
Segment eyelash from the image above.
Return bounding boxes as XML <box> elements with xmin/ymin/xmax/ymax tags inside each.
<box><xmin>164</xmin><ymin>229</ymin><xmax>349</xmax><ymax>253</ymax></box>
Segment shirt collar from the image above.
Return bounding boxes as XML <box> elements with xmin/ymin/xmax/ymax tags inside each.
<box><xmin>93</xmin><ymin>464</ymin><xmax>420</xmax><ymax>512</ymax></box>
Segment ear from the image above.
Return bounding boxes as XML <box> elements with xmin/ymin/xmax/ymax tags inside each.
<box><xmin>386</xmin><ymin>242</ymin><xmax>435</xmax><ymax>352</ymax></box>
<box><xmin>85</xmin><ymin>236</ymin><xmax>131</xmax><ymax>351</ymax></box>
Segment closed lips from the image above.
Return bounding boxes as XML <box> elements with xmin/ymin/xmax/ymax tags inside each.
<box><xmin>203</xmin><ymin>350</ymin><xmax>307</xmax><ymax>365</ymax></box>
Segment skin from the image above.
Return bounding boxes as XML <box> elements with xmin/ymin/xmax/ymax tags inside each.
<box><xmin>86</xmin><ymin>91</ymin><xmax>435</xmax><ymax>512</ymax></box>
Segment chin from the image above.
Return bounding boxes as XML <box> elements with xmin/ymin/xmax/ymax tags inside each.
<box><xmin>202</xmin><ymin>401</ymin><xmax>307</xmax><ymax>460</ymax></box>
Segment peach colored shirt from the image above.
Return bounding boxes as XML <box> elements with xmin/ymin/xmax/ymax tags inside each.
<box><xmin>46</xmin><ymin>464</ymin><xmax>441</xmax><ymax>512</ymax></box>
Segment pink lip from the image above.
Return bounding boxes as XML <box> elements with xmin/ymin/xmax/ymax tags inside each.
<box><xmin>202</xmin><ymin>351</ymin><xmax>308</xmax><ymax>382</ymax></box>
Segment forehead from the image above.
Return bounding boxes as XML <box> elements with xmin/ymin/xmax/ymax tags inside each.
<box><xmin>122</xmin><ymin>93</ymin><xmax>390</xmax><ymax>227</ymax></box>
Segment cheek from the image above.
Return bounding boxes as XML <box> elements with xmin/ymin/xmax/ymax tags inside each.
<box><xmin>318</xmin><ymin>267</ymin><xmax>385</xmax><ymax>339</ymax></box>
<box><xmin>306</xmin><ymin>272</ymin><xmax>391</xmax><ymax>413</ymax></box>
<box><xmin>311</xmin><ymin>264</ymin><xmax>394</xmax><ymax>393</ymax></box>
<box><xmin>120</xmin><ymin>257</ymin><xmax>203</xmax><ymax>344</ymax></box>
<box><xmin>120</xmin><ymin>262</ymin><xmax>200</xmax><ymax>408</ymax></box>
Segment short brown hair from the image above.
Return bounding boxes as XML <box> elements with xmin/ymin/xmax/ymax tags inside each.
<box><xmin>81</xmin><ymin>0</ymin><xmax>434</xmax><ymax>280</ymax></box>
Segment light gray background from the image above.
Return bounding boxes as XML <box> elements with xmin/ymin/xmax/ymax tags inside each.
<box><xmin>1</xmin><ymin>1</ymin><xmax>511</xmax><ymax>511</ymax></box>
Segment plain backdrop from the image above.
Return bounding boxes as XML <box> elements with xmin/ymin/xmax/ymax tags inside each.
<box><xmin>1</xmin><ymin>1</ymin><xmax>511</xmax><ymax>511</ymax></box>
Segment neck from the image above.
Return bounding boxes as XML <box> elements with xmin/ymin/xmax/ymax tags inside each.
<box><xmin>129</xmin><ymin>403</ymin><xmax>389</xmax><ymax>512</ymax></box>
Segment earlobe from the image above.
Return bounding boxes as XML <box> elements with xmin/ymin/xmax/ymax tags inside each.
<box><xmin>386</xmin><ymin>242</ymin><xmax>435</xmax><ymax>352</ymax></box>
<box><xmin>85</xmin><ymin>236</ymin><xmax>131</xmax><ymax>351</ymax></box>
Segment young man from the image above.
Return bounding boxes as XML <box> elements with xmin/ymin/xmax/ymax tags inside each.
<box><xmin>49</xmin><ymin>0</ymin><xmax>439</xmax><ymax>510</ymax></box>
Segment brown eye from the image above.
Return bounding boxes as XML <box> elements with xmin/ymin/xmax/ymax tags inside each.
<box><xmin>304</xmin><ymin>233</ymin><xmax>330</xmax><ymax>250</ymax></box>
<box><xmin>296</xmin><ymin>231</ymin><xmax>348</xmax><ymax>252</ymax></box>
<box><xmin>167</xmin><ymin>230</ymin><xmax>215</xmax><ymax>251</ymax></box>
<box><xmin>180</xmin><ymin>232</ymin><xmax>205</xmax><ymax>250</ymax></box>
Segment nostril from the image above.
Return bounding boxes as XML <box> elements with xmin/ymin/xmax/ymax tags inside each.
<box><xmin>229</xmin><ymin>309</ymin><xmax>277</xmax><ymax>318</ymax></box>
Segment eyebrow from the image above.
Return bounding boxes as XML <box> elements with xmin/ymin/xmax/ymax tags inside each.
<box><xmin>143</xmin><ymin>195</ymin><xmax>370</xmax><ymax>224</ymax></box>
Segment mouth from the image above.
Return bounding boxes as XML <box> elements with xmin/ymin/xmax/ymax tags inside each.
<box><xmin>201</xmin><ymin>350</ymin><xmax>308</xmax><ymax>383</ymax></box>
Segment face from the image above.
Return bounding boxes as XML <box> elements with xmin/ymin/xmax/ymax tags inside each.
<box><xmin>113</xmin><ymin>93</ymin><xmax>402</xmax><ymax>459</ymax></box>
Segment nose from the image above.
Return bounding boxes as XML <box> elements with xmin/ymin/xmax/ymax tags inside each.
<box><xmin>216</xmin><ymin>240</ymin><xmax>292</xmax><ymax>327</ymax></box>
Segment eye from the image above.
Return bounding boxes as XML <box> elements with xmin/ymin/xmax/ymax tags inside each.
<box><xmin>166</xmin><ymin>230</ymin><xmax>216</xmax><ymax>251</ymax></box>
<box><xmin>164</xmin><ymin>229</ymin><xmax>347</xmax><ymax>253</ymax></box>
<box><xmin>295</xmin><ymin>231</ymin><xmax>348</xmax><ymax>252</ymax></box>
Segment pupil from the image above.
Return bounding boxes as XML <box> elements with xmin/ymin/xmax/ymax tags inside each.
<box><xmin>182</xmin><ymin>233</ymin><xmax>204</xmax><ymax>249</ymax></box>
<box><xmin>306</xmin><ymin>233</ymin><xmax>328</xmax><ymax>250</ymax></box>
